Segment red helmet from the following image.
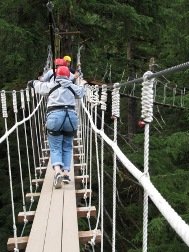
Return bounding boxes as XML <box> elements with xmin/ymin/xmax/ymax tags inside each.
<box><xmin>62</xmin><ymin>59</ymin><xmax>68</xmax><ymax>66</ymax></box>
<box><xmin>56</xmin><ymin>66</ymin><xmax>70</xmax><ymax>78</ymax></box>
<box><xmin>54</xmin><ymin>58</ymin><xmax>64</xmax><ymax>66</ymax></box>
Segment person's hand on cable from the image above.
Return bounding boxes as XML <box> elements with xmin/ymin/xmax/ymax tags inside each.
<box><xmin>74</xmin><ymin>71</ymin><xmax>80</xmax><ymax>79</ymax></box>
<box><xmin>27</xmin><ymin>80</ymin><xmax>34</xmax><ymax>88</ymax></box>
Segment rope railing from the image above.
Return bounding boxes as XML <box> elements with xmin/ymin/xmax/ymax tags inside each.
<box><xmin>80</xmin><ymin>93</ymin><xmax>189</xmax><ymax>248</ymax></box>
<box><xmin>0</xmin><ymin>88</ymin><xmax>47</xmax><ymax>251</ymax></box>
<box><xmin>116</xmin><ymin>61</ymin><xmax>189</xmax><ymax>88</ymax></box>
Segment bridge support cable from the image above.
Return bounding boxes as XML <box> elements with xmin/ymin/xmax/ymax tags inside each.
<box><xmin>46</xmin><ymin>1</ymin><xmax>57</xmax><ymax>80</ymax></box>
<box><xmin>12</xmin><ymin>91</ymin><xmax>28</xmax><ymax>230</ymax></box>
<box><xmin>26</xmin><ymin>89</ymin><xmax>40</xmax><ymax>191</ymax></box>
<box><xmin>1</xmin><ymin>91</ymin><xmax>19</xmax><ymax>251</ymax></box>
<box><xmin>35</xmin><ymin>93</ymin><xmax>45</xmax><ymax>152</ymax></box>
<box><xmin>20</xmin><ymin>90</ymin><xmax>34</xmax><ymax>206</ymax></box>
<box><xmin>112</xmin><ymin>61</ymin><xmax>189</xmax><ymax>111</ymax></box>
<box><xmin>0</xmin><ymin>88</ymin><xmax>46</xmax><ymax>250</ymax></box>
<box><xmin>81</xmin><ymin>91</ymin><xmax>189</xmax><ymax>248</ymax></box>
<box><xmin>111</xmin><ymin>83</ymin><xmax>120</xmax><ymax>252</ymax></box>
<box><xmin>88</xmin><ymin>91</ymin><xmax>95</xmax><ymax>232</ymax></box>
<box><xmin>141</xmin><ymin>71</ymin><xmax>154</xmax><ymax>252</ymax></box>
<box><xmin>89</xmin><ymin>85</ymin><xmax>102</xmax><ymax>250</ymax></box>
<box><xmin>116</xmin><ymin>61</ymin><xmax>189</xmax><ymax>88</ymax></box>
<box><xmin>120</xmin><ymin>74</ymin><xmax>187</xmax><ymax>110</ymax></box>
<box><xmin>75</xmin><ymin>55</ymin><xmax>95</xmax><ymax>239</ymax></box>
<box><xmin>100</xmin><ymin>84</ymin><xmax>108</xmax><ymax>252</ymax></box>
<box><xmin>75</xmin><ymin>54</ymin><xmax>102</xmax><ymax>249</ymax></box>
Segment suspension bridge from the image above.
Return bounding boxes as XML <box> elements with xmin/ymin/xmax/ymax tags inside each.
<box><xmin>1</xmin><ymin>1</ymin><xmax>189</xmax><ymax>250</ymax></box>
<box><xmin>1</xmin><ymin>48</ymin><xmax>189</xmax><ymax>252</ymax></box>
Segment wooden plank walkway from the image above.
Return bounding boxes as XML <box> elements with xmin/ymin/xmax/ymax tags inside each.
<box><xmin>25</xmin><ymin>161</ymin><xmax>80</xmax><ymax>252</ymax></box>
<box><xmin>8</xmin><ymin>143</ymin><xmax>101</xmax><ymax>251</ymax></box>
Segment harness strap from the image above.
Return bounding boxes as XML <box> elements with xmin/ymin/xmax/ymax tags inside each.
<box><xmin>47</xmin><ymin>129</ymin><xmax>77</xmax><ymax>136</ymax></box>
<box><xmin>48</xmin><ymin>82</ymin><xmax>76</xmax><ymax>96</ymax></box>
<box><xmin>49</xmin><ymin>73</ymin><xmax>54</xmax><ymax>81</ymax></box>
<box><xmin>49</xmin><ymin>83</ymin><xmax>61</xmax><ymax>96</ymax></box>
<box><xmin>46</xmin><ymin>108</ymin><xmax>76</xmax><ymax>136</ymax></box>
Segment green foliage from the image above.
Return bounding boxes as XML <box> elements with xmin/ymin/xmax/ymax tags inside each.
<box><xmin>0</xmin><ymin>0</ymin><xmax>48</xmax><ymax>88</ymax></box>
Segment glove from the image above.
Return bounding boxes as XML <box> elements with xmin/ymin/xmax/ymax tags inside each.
<box><xmin>27</xmin><ymin>80</ymin><xmax>34</xmax><ymax>88</ymax></box>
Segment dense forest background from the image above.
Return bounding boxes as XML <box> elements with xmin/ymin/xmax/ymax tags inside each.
<box><xmin>1</xmin><ymin>0</ymin><xmax>189</xmax><ymax>251</ymax></box>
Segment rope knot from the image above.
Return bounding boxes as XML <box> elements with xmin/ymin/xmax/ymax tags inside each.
<box><xmin>141</xmin><ymin>71</ymin><xmax>154</xmax><ymax>123</ymax></box>
<box><xmin>112</xmin><ymin>83</ymin><xmax>120</xmax><ymax>118</ymax></box>
<box><xmin>100</xmin><ymin>84</ymin><xmax>107</xmax><ymax>111</ymax></box>
<box><xmin>1</xmin><ymin>90</ymin><xmax>8</xmax><ymax>118</ymax></box>
<box><xmin>12</xmin><ymin>90</ymin><xmax>18</xmax><ymax>113</ymax></box>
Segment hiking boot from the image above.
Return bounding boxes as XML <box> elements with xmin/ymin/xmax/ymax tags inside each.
<box><xmin>54</xmin><ymin>173</ymin><xmax>62</xmax><ymax>189</ymax></box>
<box><xmin>62</xmin><ymin>175</ymin><xmax>71</xmax><ymax>184</ymax></box>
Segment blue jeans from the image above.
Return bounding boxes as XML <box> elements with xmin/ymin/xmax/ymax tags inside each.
<box><xmin>46</xmin><ymin>109</ymin><xmax>78</xmax><ymax>171</ymax></box>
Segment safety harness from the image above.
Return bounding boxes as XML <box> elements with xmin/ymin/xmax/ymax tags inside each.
<box><xmin>46</xmin><ymin>82</ymin><xmax>77</xmax><ymax>136</ymax></box>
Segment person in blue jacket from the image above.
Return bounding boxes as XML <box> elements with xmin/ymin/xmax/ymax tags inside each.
<box><xmin>28</xmin><ymin>66</ymin><xmax>86</xmax><ymax>188</ymax></box>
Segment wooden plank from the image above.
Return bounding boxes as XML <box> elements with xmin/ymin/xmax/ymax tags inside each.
<box><xmin>39</xmin><ymin>156</ymin><xmax>49</xmax><ymax>160</ymax></box>
<box><xmin>32</xmin><ymin>178</ymin><xmax>44</xmax><ymax>185</ymax></box>
<box><xmin>43</xmin><ymin>181</ymin><xmax>64</xmax><ymax>252</ymax></box>
<box><xmin>42</xmin><ymin>148</ymin><xmax>50</xmax><ymax>152</ymax></box>
<box><xmin>18</xmin><ymin>211</ymin><xmax>35</xmax><ymax>223</ymax></box>
<box><xmin>78</xmin><ymin>230</ymin><xmax>101</xmax><ymax>244</ymax></box>
<box><xmin>76</xmin><ymin>189</ymin><xmax>91</xmax><ymax>199</ymax></box>
<box><xmin>74</xmin><ymin>163</ymin><xmax>87</xmax><ymax>174</ymax></box>
<box><xmin>7</xmin><ymin>236</ymin><xmax>29</xmax><ymax>251</ymax></box>
<box><xmin>74</xmin><ymin>137</ymin><xmax>82</xmax><ymax>142</ymax></box>
<box><xmin>73</xmin><ymin>153</ymin><xmax>84</xmax><ymax>157</ymax></box>
<box><xmin>75</xmin><ymin>175</ymin><xmax>89</xmax><ymax>183</ymax></box>
<box><xmin>73</xmin><ymin>145</ymin><xmax>83</xmax><ymax>149</ymax></box>
<box><xmin>25</xmin><ymin>192</ymin><xmax>41</xmax><ymax>202</ymax></box>
<box><xmin>40</xmin><ymin>157</ymin><xmax>49</xmax><ymax>166</ymax></box>
<box><xmin>75</xmin><ymin>175</ymin><xmax>89</xmax><ymax>188</ymax></box>
<box><xmin>35</xmin><ymin>166</ymin><xmax>47</xmax><ymax>173</ymax></box>
<box><xmin>77</xmin><ymin>206</ymin><xmax>96</xmax><ymax>218</ymax></box>
<box><xmin>62</xmin><ymin>160</ymin><xmax>80</xmax><ymax>252</ymax></box>
<box><xmin>25</xmin><ymin>163</ymin><xmax>54</xmax><ymax>252</ymax></box>
<box><xmin>74</xmin><ymin>163</ymin><xmax>87</xmax><ymax>167</ymax></box>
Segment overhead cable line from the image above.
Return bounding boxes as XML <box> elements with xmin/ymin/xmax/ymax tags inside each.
<box><xmin>46</xmin><ymin>1</ymin><xmax>58</xmax><ymax>80</ymax></box>
<box><xmin>108</xmin><ymin>61</ymin><xmax>189</xmax><ymax>89</ymax></box>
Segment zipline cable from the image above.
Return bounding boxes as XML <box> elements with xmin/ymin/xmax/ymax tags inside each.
<box><xmin>107</xmin><ymin>61</ymin><xmax>189</xmax><ymax>89</ymax></box>
<box><xmin>46</xmin><ymin>1</ymin><xmax>56</xmax><ymax>80</ymax></box>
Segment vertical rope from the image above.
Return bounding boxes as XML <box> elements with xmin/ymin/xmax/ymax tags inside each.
<box><xmin>12</xmin><ymin>90</ymin><xmax>28</xmax><ymax>225</ymax></box>
<box><xmin>85</xmin><ymin>99</ymin><xmax>90</xmax><ymax>191</ymax></box>
<box><xmin>41</xmin><ymin>96</ymin><xmax>48</xmax><ymax>150</ymax></box>
<box><xmin>31</xmin><ymin>90</ymin><xmax>41</xmax><ymax>169</ymax></box>
<box><xmin>1</xmin><ymin>91</ymin><xmax>19</xmax><ymax>251</ymax></box>
<box><xmin>35</xmin><ymin>93</ymin><xmax>45</xmax><ymax>161</ymax></box>
<box><xmin>111</xmin><ymin>83</ymin><xmax>120</xmax><ymax>252</ymax></box>
<box><xmin>100</xmin><ymin>84</ymin><xmax>107</xmax><ymax>252</ymax></box>
<box><xmin>21</xmin><ymin>90</ymin><xmax>34</xmax><ymax>200</ymax></box>
<box><xmin>90</xmin><ymin>85</ymin><xmax>101</xmax><ymax>247</ymax></box>
<box><xmin>141</xmin><ymin>71</ymin><xmax>154</xmax><ymax>252</ymax></box>
<box><xmin>87</xmin><ymin>88</ymin><xmax>95</xmax><ymax>231</ymax></box>
<box><xmin>26</xmin><ymin>89</ymin><xmax>38</xmax><ymax>191</ymax></box>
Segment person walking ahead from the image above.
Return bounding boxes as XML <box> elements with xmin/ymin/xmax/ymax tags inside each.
<box><xmin>28</xmin><ymin>66</ymin><xmax>86</xmax><ymax>189</ymax></box>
